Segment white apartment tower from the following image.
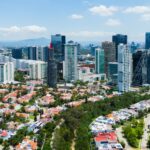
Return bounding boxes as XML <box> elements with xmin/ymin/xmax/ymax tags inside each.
<box><xmin>118</xmin><ymin>44</ymin><xmax>132</xmax><ymax>92</ymax></box>
<box><xmin>63</xmin><ymin>41</ymin><xmax>78</xmax><ymax>82</ymax></box>
<box><xmin>0</xmin><ymin>62</ymin><xmax>14</xmax><ymax>84</ymax></box>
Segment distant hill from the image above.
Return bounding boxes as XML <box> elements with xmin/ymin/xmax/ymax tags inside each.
<box><xmin>0</xmin><ymin>38</ymin><xmax>50</xmax><ymax>48</ymax></box>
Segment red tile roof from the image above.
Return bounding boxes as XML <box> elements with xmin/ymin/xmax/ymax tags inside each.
<box><xmin>94</xmin><ymin>132</ymin><xmax>117</xmax><ymax>143</ymax></box>
<box><xmin>1</xmin><ymin>130</ymin><xmax>8</xmax><ymax>137</ymax></box>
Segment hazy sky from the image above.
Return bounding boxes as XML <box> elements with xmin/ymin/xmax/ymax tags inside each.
<box><xmin>0</xmin><ymin>0</ymin><xmax>150</xmax><ymax>41</ymax></box>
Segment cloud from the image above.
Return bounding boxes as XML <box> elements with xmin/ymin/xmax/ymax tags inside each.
<box><xmin>124</xmin><ymin>6</ymin><xmax>150</xmax><ymax>14</ymax></box>
<box><xmin>22</xmin><ymin>25</ymin><xmax>47</xmax><ymax>33</ymax></box>
<box><xmin>63</xmin><ymin>30</ymin><xmax>114</xmax><ymax>38</ymax></box>
<box><xmin>0</xmin><ymin>26</ymin><xmax>21</xmax><ymax>33</ymax></box>
<box><xmin>70</xmin><ymin>14</ymin><xmax>84</xmax><ymax>20</ymax></box>
<box><xmin>106</xmin><ymin>19</ymin><xmax>121</xmax><ymax>26</ymax></box>
<box><xmin>0</xmin><ymin>25</ymin><xmax>47</xmax><ymax>33</ymax></box>
<box><xmin>0</xmin><ymin>25</ymin><xmax>48</xmax><ymax>40</ymax></box>
<box><xmin>89</xmin><ymin>5</ymin><xmax>118</xmax><ymax>16</ymax></box>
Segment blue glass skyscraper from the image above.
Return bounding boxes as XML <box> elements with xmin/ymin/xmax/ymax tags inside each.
<box><xmin>51</xmin><ymin>34</ymin><xmax>66</xmax><ymax>80</ymax></box>
<box><xmin>112</xmin><ymin>34</ymin><xmax>127</xmax><ymax>60</ymax></box>
<box><xmin>145</xmin><ymin>32</ymin><xmax>150</xmax><ymax>49</ymax></box>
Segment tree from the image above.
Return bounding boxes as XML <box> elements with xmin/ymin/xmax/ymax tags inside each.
<box><xmin>0</xmin><ymin>138</ymin><xmax>3</xmax><ymax>144</ymax></box>
<box><xmin>14</xmin><ymin>70</ymin><xmax>25</xmax><ymax>82</ymax></box>
<box><xmin>147</xmin><ymin>136</ymin><xmax>150</xmax><ymax>148</ymax></box>
<box><xmin>120</xmin><ymin>141</ymin><xmax>125</xmax><ymax>148</ymax></box>
<box><xmin>2</xmin><ymin>141</ymin><xmax>10</xmax><ymax>150</ymax></box>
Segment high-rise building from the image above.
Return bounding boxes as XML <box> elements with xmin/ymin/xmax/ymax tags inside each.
<box><xmin>108</xmin><ymin>62</ymin><xmax>118</xmax><ymax>85</ymax></box>
<box><xmin>0</xmin><ymin>62</ymin><xmax>14</xmax><ymax>84</ymax></box>
<box><xmin>102</xmin><ymin>41</ymin><xmax>116</xmax><ymax>77</ymax></box>
<box><xmin>95</xmin><ymin>48</ymin><xmax>104</xmax><ymax>74</ymax></box>
<box><xmin>132</xmin><ymin>50</ymin><xmax>143</xmax><ymax>86</ymax></box>
<box><xmin>43</xmin><ymin>46</ymin><xmax>49</xmax><ymax>62</ymax></box>
<box><xmin>51</xmin><ymin>34</ymin><xmax>66</xmax><ymax>61</ymax></box>
<box><xmin>16</xmin><ymin>59</ymin><xmax>47</xmax><ymax>80</ymax></box>
<box><xmin>12</xmin><ymin>46</ymin><xmax>49</xmax><ymax>62</ymax></box>
<box><xmin>12</xmin><ymin>48</ymin><xmax>29</xmax><ymax>59</ymax></box>
<box><xmin>47</xmin><ymin>43</ymin><xmax>57</xmax><ymax>87</ymax></box>
<box><xmin>36</xmin><ymin>46</ymin><xmax>44</xmax><ymax>61</ymax></box>
<box><xmin>141</xmin><ymin>50</ymin><xmax>150</xmax><ymax>85</ymax></box>
<box><xmin>28</xmin><ymin>46</ymin><xmax>48</xmax><ymax>61</ymax></box>
<box><xmin>118</xmin><ymin>44</ymin><xmax>132</xmax><ymax>92</ymax></box>
<box><xmin>89</xmin><ymin>44</ymin><xmax>98</xmax><ymax>56</ymax></box>
<box><xmin>130</xmin><ymin>42</ymin><xmax>138</xmax><ymax>53</ymax></box>
<box><xmin>145</xmin><ymin>32</ymin><xmax>150</xmax><ymax>49</ymax></box>
<box><xmin>51</xmin><ymin>34</ymin><xmax>66</xmax><ymax>80</ymax></box>
<box><xmin>28</xmin><ymin>47</ymin><xmax>37</xmax><ymax>60</ymax></box>
<box><xmin>112</xmin><ymin>34</ymin><xmax>127</xmax><ymax>60</ymax></box>
<box><xmin>63</xmin><ymin>41</ymin><xmax>78</xmax><ymax>82</ymax></box>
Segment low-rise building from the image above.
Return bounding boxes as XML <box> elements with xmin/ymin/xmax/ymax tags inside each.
<box><xmin>16</xmin><ymin>137</ymin><xmax>37</xmax><ymax>150</ymax></box>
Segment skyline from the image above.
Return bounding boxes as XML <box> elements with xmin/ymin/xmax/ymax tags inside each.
<box><xmin>1</xmin><ymin>0</ymin><xmax>150</xmax><ymax>41</ymax></box>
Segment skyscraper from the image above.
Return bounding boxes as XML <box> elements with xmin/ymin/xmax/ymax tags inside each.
<box><xmin>118</xmin><ymin>44</ymin><xmax>132</xmax><ymax>92</ymax></box>
<box><xmin>28</xmin><ymin>46</ymin><xmax>37</xmax><ymax>60</ymax></box>
<box><xmin>132</xmin><ymin>50</ymin><xmax>143</xmax><ymax>86</ymax></box>
<box><xmin>102</xmin><ymin>41</ymin><xmax>116</xmax><ymax>77</ymax></box>
<box><xmin>51</xmin><ymin>34</ymin><xmax>66</xmax><ymax>61</ymax></box>
<box><xmin>145</xmin><ymin>32</ymin><xmax>150</xmax><ymax>49</ymax></box>
<box><xmin>63</xmin><ymin>41</ymin><xmax>78</xmax><ymax>82</ymax></box>
<box><xmin>130</xmin><ymin>42</ymin><xmax>138</xmax><ymax>53</ymax></box>
<box><xmin>51</xmin><ymin>34</ymin><xmax>66</xmax><ymax>80</ymax></box>
<box><xmin>95</xmin><ymin>48</ymin><xmax>104</xmax><ymax>74</ymax></box>
<box><xmin>0</xmin><ymin>62</ymin><xmax>14</xmax><ymax>84</ymax></box>
<box><xmin>47</xmin><ymin>43</ymin><xmax>57</xmax><ymax>88</ymax></box>
<box><xmin>112</xmin><ymin>34</ymin><xmax>127</xmax><ymax>60</ymax></box>
<box><xmin>141</xmin><ymin>49</ymin><xmax>150</xmax><ymax>85</ymax></box>
<box><xmin>43</xmin><ymin>46</ymin><xmax>49</xmax><ymax>62</ymax></box>
<box><xmin>108</xmin><ymin>62</ymin><xmax>118</xmax><ymax>85</ymax></box>
<box><xmin>89</xmin><ymin>44</ymin><xmax>98</xmax><ymax>56</ymax></box>
<box><xmin>12</xmin><ymin>48</ymin><xmax>29</xmax><ymax>59</ymax></box>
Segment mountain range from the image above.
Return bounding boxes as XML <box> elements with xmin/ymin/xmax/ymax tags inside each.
<box><xmin>0</xmin><ymin>38</ymin><xmax>50</xmax><ymax>48</ymax></box>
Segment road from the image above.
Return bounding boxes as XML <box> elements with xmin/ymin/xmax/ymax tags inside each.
<box><xmin>116</xmin><ymin>127</ymin><xmax>133</xmax><ymax>150</ymax></box>
<box><xmin>140</xmin><ymin>114</ymin><xmax>150</xmax><ymax>150</ymax></box>
<box><xmin>41</xmin><ymin>133</ymin><xmax>46</xmax><ymax>150</ymax></box>
<box><xmin>50</xmin><ymin>119</ymin><xmax>64</xmax><ymax>150</ymax></box>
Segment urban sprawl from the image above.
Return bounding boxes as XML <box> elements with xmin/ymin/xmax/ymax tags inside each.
<box><xmin>0</xmin><ymin>34</ymin><xmax>150</xmax><ymax>150</ymax></box>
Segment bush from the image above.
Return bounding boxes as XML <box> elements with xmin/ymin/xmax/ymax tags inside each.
<box><xmin>120</xmin><ymin>141</ymin><xmax>125</xmax><ymax>148</ymax></box>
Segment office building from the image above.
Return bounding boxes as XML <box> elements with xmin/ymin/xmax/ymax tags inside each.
<box><xmin>28</xmin><ymin>46</ymin><xmax>48</xmax><ymax>61</ymax></box>
<box><xmin>118</xmin><ymin>44</ymin><xmax>132</xmax><ymax>92</ymax></box>
<box><xmin>132</xmin><ymin>50</ymin><xmax>143</xmax><ymax>86</ymax></box>
<box><xmin>51</xmin><ymin>34</ymin><xmax>66</xmax><ymax>80</ymax></box>
<box><xmin>130</xmin><ymin>42</ymin><xmax>138</xmax><ymax>53</ymax></box>
<box><xmin>43</xmin><ymin>46</ymin><xmax>49</xmax><ymax>62</ymax></box>
<box><xmin>28</xmin><ymin>47</ymin><xmax>37</xmax><ymax>60</ymax></box>
<box><xmin>102</xmin><ymin>41</ymin><xmax>116</xmax><ymax>77</ymax></box>
<box><xmin>51</xmin><ymin>34</ymin><xmax>66</xmax><ymax>61</ymax></box>
<box><xmin>95</xmin><ymin>48</ymin><xmax>105</xmax><ymax>74</ymax></box>
<box><xmin>112</xmin><ymin>34</ymin><xmax>127</xmax><ymax>60</ymax></box>
<box><xmin>0</xmin><ymin>62</ymin><xmax>14</xmax><ymax>84</ymax></box>
<box><xmin>141</xmin><ymin>49</ymin><xmax>150</xmax><ymax>85</ymax></box>
<box><xmin>16</xmin><ymin>59</ymin><xmax>47</xmax><ymax>80</ymax></box>
<box><xmin>47</xmin><ymin>43</ymin><xmax>57</xmax><ymax>88</ymax></box>
<box><xmin>89</xmin><ymin>44</ymin><xmax>98</xmax><ymax>56</ymax></box>
<box><xmin>108</xmin><ymin>62</ymin><xmax>118</xmax><ymax>85</ymax></box>
<box><xmin>63</xmin><ymin>41</ymin><xmax>78</xmax><ymax>82</ymax></box>
<box><xmin>145</xmin><ymin>32</ymin><xmax>150</xmax><ymax>49</ymax></box>
<box><xmin>12</xmin><ymin>46</ymin><xmax>49</xmax><ymax>62</ymax></box>
<box><xmin>12</xmin><ymin>48</ymin><xmax>29</xmax><ymax>59</ymax></box>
